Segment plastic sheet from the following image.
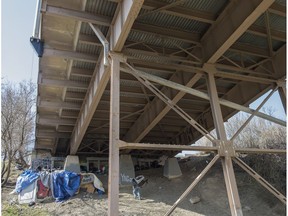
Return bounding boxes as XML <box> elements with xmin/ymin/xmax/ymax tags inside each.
<box><xmin>52</xmin><ymin>171</ymin><xmax>80</xmax><ymax>202</ymax></box>
<box><xmin>15</xmin><ymin>170</ymin><xmax>40</xmax><ymax>193</ymax></box>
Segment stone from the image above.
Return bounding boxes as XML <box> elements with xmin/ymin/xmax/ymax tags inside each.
<box><xmin>189</xmin><ymin>196</ymin><xmax>201</xmax><ymax>204</ymax></box>
<box><xmin>243</xmin><ymin>206</ymin><xmax>251</xmax><ymax>211</ymax></box>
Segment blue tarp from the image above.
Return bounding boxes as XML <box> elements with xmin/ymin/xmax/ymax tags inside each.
<box><xmin>52</xmin><ymin>171</ymin><xmax>80</xmax><ymax>202</ymax></box>
<box><xmin>15</xmin><ymin>170</ymin><xmax>40</xmax><ymax>193</ymax></box>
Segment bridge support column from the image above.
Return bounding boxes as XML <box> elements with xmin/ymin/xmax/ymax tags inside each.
<box><xmin>206</xmin><ymin>71</ymin><xmax>243</xmax><ymax>216</ymax></box>
<box><xmin>108</xmin><ymin>53</ymin><xmax>121</xmax><ymax>216</ymax></box>
<box><xmin>119</xmin><ymin>155</ymin><xmax>135</xmax><ymax>185</ymax></box>
<box><xmin>64</xmin><ymin>155</ymin><xmax>80</xmax><ymax>173</ymax></box>
<box><xmin>163</xmin><ymin>158</ymin><xmax>182</xmax><ymax>179</ymax></box>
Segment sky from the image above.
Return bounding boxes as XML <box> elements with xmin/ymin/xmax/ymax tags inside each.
<box><xmin>2</xmin><ymin>0</ymin><xmax>38</xmax><ymax>84</ymax></box>
<box><xmin>1</xmin><ymin>0</ymin><xmax>286</xmax><ymax>120</ymax></box>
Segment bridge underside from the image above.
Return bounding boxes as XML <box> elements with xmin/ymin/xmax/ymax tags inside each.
<box><xmin>34</xmin><ymin>0</ymin><xmax>286</xmax><ymax>215</ymax></box>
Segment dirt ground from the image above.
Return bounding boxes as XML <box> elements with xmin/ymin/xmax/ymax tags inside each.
<box><xmin>1</xmin><ymin>156</ymin><xmax>286</xmax><ymax>216</ymax></box>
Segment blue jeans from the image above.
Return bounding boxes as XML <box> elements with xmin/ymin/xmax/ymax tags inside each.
<box><xmin>133</xmin><ymin>186</ymin><xmax>141</xmax><ymax>199</ymax></box>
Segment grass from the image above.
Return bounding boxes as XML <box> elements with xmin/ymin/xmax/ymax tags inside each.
<box><xmin>2</xmin><ymin>201</ymin><xmax>49</xmax><ymax>216</ymax></box>
<box><xmin>1</xmin><ymin>165</ymin><xmax>50</xmax><ymax>216</ymax></box>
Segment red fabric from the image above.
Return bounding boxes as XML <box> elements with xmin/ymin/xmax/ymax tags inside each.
<box><xmin>36</xmin><ymin>180</ymin><xmax>50</xmax><ymax>199</ymax></box>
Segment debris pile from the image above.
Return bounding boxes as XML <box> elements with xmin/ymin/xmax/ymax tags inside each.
<box><xmin>10</xmin><ymin>169</ymin><xmax>105</xmax><ymax>204</ymax></box>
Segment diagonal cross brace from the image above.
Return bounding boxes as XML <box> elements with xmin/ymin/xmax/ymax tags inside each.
<box><xmin>165</xmin><ymin>154</ymin><xmax>220</xmax><ymax>215</ymax></box>
<box><xmin>125</xmin><ymin>63</ymin><xmax>216</xmax><ymax>142</ymax></box>
<box><xmin>121</xmin><ymin>65</ymin><xmax>286</xmax><ymax>127</ymax></box>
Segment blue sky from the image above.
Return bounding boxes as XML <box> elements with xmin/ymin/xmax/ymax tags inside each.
<box><xmin>250</xmin><ymin>90</ymin><xmax>285</xmax><ymax>120</ymax></box>
<box><xmin>2</xmin><ymin>0</ymin><xmax>38</xmax><ymax>83</ymax></box>
<box><xmin>1</xmin><ymin>0</ymin><xmax>286</xmax><ymax>120</ymax></box>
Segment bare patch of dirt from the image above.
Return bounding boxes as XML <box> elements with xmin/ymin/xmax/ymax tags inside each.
<box><xmin>1</xmin><ymin>156</ymin><xmax>286</xmax><ymax>215</ymax></box>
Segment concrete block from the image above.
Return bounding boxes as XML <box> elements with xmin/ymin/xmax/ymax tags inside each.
<box><xmin>163</xmin><ymin>158</ymin><xmax>182</xmax><ymax>179</ymax></box>
<box><xmin>64</xmin><ymin>155</ymin><xmax>80</xmax><ymax>173</ymax></box>
<box><xmin>119</xmin><ymin>155</ymin><xmax>135</xmax><ymax>185</ymax></box>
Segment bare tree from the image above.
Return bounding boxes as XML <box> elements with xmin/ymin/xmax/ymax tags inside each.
<box><xmin>1</xmin><ymin>81</ymin><xmax>36</xmax><ymax>186</ymax></box>
<box><xmin>225</xmin><ymin>109</ymin><xmax>286</xmax><ymax>149</ymax></box>
<box><xmin>193</xmin><ymin>109</ymin><xmax>286</xmax><ymax>193</ymax></box>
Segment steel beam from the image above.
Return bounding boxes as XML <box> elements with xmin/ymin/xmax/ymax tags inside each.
<box><xmin>40</xmin><ymin>78</ymin><xmax>89</xmax><ymax>89</ymax></box>
<box><xmin>212</xmin><ymin>70</ymin><xmax>276</xmax><ymax>85</ymax></box>
<box><xmin>36</xmin><ymin>131</ymin><xmax>71</xmax><ymax>139</ymax></box>
<box><xmin>142</xmin><ymin>0</ymin><xmax>215</xmax><ymax>24</ymax></box>
<box><xmin>78</xmin><ymin>34</ymin><xmax>102</xmax><ymax>46</ymax></box>
<box><xmin>206</xmin><ymin>73</ymin><xmax>227</xmax><ymax>140</ymax></box>
<box><xmin>43</xmin><ymin>4</ymin><xmax>285</xmax><ymax>51</ymax></box>
<box><xmin>278</xmin><ymin>84</ymin><xmax>287</xmax><ymax>114</ymax></box>
<box><xmin>89</xmin><ymin>23</ymin><xmax>109</xmax><ymax>65</ymax></box>
<box><xmin>43</xmin><ymin>5</ymin><xmax>111</xmax><ymax>26</ymax></box>
<box><xmin>229</xmin><ymin>42</ymin><xmax>270</xmax><ymax>58</ymax></box>
<box><xmin>165</xmin><ymin>155</ymin><xmax>220</xmax><ymax>216</ymax></box>
<box><xmin>201</xmin><ymin>0</ymin><xmax>275</xmax><ymax>63</ymax></box>
<box><xmin>121</xmin><ymin>0</ymin><xmax>280</xmax><ymax>146</ymax></box>
<box><xmin>38</xmin><ymin>100</ymin><xmax>81</xmax><ymax>110</ymax></box>
<box><xmin>121</xmin><ymin>66</ymin><xmax>286</xmax><ymax>126</ymax></box>
<box><xmin>70</xmin><ymin>68</ymin><xmax>94</xmax><ymax>78</ymax></box>
<box><xmin>143</xmin><ymin>0</ymin><xmax>285</xmax><ymax>22</ymax></box>
<box><xmin>128</xmin><ymin>68</ymin><xmax>215</xmax><ymax>142</ymax></box>
<box><xmin>129</xmin><ymin>58</ymin><xmax>269</xmax><ymax>78</ymax></box>
<box><xmin>88</xmin><ymin>108</ymin><xmax>144</xmax><ymax>133</ymax></box>
<box><xmin>57</xmin><ymin>125</ymin><xmax>74</xmax><ymax>132</ymax></box>
<box><xmin>235</xmin><ymin>148</ymin><xmax>286</xmax><ymax>154</ymax></box>
<box><xmin>247</xmin><ymin>24</ymin><xmax>286</xmax><ymax>42</ymax></box>
<box><xmin>231</xmin><ymin>87</ymin><xmax>277</xmax><ymax>141</ymax></box>
<box><xmin>124</xmin><ymin>46</ymin><xmax>271</xmax><ymax>67</ymax></box>
<box><xmin>111</xmin><ymin>0</ymin><xmax>144</xmax><ymax>52</ymax></box>
<box><xmin>79</xmin><ymin>28</ymin><xmax>271</xmax><ymax>58</ymax></box>
<box><xmin>124</xmin><ymin>72</ymin><xmax>203</xmax><ymax>142</ymax></box>
<box><xmin>132</xmin><ymin>22</ymin><xmax>200</xmax><ymax>44</ymax></box>
<box><xmin>206</xmin><ymin>72</ymin><xmax>243</xmax><ymax>216</ymax></box>
<box><xmin>268</xmin><ymin>2</ymin><xmax>286</xmax><ymax>17</ymax></box>
<box><xmin>40</xmin><ymin>67</ymin><xmax>93</xmax><ymax>79</ymax></box>
<box><xmin>38</xmin><ymin>117</ymin><xmax>75</xmax><ymax>126</ymax></box>
<box><xmin>65</xmin><ymin>92</ymin><xmax>86</xmax><ymax>101</ymax></box>
<box><xmin>108</xmin><ymin>53</ymin><xmax>120</xmax><ymax>216</ymax></box>
<box><xmin>43</xmin><ymin>48</ymin><xmax>98</xmax><ymax>63</ymax></box>
<box><xmin>119</xmin><ymin>141</ymin><xmax>217</xmax><ymax>152</ymax></box>
<box><xmin>118</xmin><ymin>142</ymin><xmax>286</xmax><ymax>154</ymax></box>
<box><xmin>69</xmin><ymin>0</ymin><xmax>144</xmax><ymax>154</ymax></box>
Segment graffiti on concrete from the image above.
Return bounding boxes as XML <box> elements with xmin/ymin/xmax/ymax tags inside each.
<box><xmin>120</xmin><ymin>173</ymin><xmax>132</xmax><ymax>183</ymax></box>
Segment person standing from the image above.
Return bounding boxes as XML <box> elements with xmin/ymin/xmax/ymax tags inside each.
<box><xmin>132</xmin><ymin>175</ymin><xmax>148</xmax><ymax>200</ymax></box>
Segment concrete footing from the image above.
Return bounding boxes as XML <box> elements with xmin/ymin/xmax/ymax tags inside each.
<box><xmin>119</xmin><ymin>155</ymin><xmax>135</xmax><ymax>185</ymax></box>
<box><xmin>64</xmin><ymin>155</ymin><xmax>80</xmax><ymax>173</ymax></box>
<box><xmin>163</xmin><ymin>158</ymin><xmax>182</xmax><ymax>179</ymax></box>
